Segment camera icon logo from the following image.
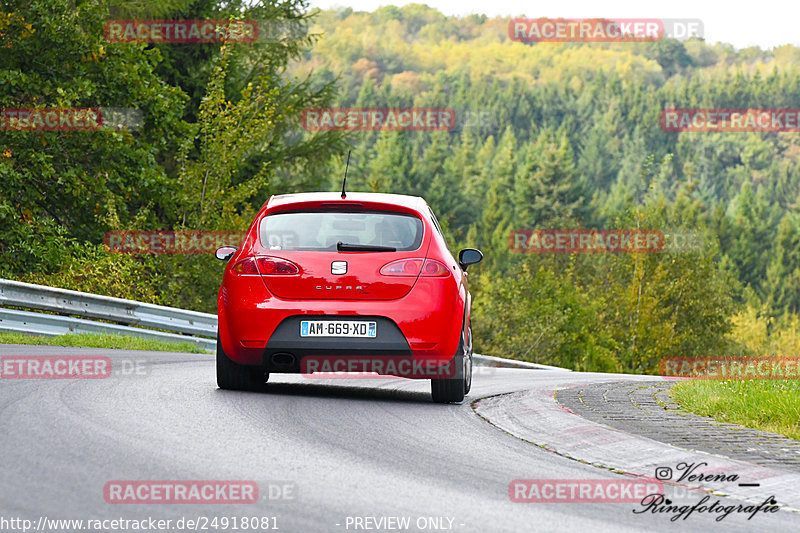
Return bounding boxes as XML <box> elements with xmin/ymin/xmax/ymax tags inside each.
<box><xmin>655</xmin><ymin>467</ymin><xmax>673</xmax><ymax>480</ymax></box>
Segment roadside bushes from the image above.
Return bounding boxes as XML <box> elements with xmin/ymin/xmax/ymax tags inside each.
<box><xmin>472</xmin><ymin>204</ymin><xmax>738</xmax><ymax>374</ymax></box>
<box><xmin>472</xmin><ymin>263</ymin><xmax>621</xmax><ymax>372</ymax></box>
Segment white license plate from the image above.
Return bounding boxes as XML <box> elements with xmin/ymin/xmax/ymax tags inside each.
<box><xmin>300</xmin><ymin>320</ymin><xmax>377</xmax><ymax>338</ymax></box>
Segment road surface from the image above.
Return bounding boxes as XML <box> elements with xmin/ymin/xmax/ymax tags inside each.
<box><xmin>1</xmin><ymin>345</ymin><xmax>797</xmax><ymax>532</ymax></box>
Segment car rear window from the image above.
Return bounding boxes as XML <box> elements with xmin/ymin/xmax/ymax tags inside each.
<box><xmin>259</xmin><ymin>210</ymin><xmax>424</xmax><ymax>251</ymax></box>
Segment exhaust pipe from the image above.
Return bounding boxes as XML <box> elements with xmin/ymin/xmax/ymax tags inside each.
<box><xmin>271</xmin><ymin>352</ymin><xmax>296</xmax><ymax>367</ymax></box>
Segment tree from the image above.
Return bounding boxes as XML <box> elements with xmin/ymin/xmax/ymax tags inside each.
<box><xmin>0</xmin><ymin>0</ymin><xmax>186</xmax><ymax>264</ymax></box>
<box><xmin>644</xmin><ymin>39</ymin><xmax>693</xmax><ymax>78</ymax></box>
<box><xmin>514</xmin><ymin>130</ymin><xmax>586</xmax><ymax>227</ymax></box>
<box><xmin>765</xmin><ymin>213</ymin><xmax>800</xmax><ymax>317</ymax></box>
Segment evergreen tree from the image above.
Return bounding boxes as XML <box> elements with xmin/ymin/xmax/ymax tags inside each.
<box><xmin>765</xmin><ymin>213</ymin><xmax>800</xmax><ymax>317</ymax></box>
<box><xmin>514</xmin><ymin>130</ymin><xmax>585</xmax><ymax>227</ymax></box>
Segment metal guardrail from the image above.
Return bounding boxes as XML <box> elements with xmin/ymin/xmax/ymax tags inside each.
<box><xmin>0</xmin><ymin>308</ymin><xmax>216</xmax><ymax>351</ymax></box>
<box><xmin>0</xmin><ymin>279</ymin><xmax>216</xmax><ymax>336</ymax></box>
<box><xmin>0</xmin><ymin>279</ymin><xmax>216</xmax><ymax>351</ymax></box>
<box><xmin>0</xmin><ymin>279</ymin><xmax>570</xmax><ymax>369</ymax></box>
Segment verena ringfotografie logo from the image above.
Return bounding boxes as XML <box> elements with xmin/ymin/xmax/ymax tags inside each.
<box><xmin>104</xmin><ymin>231</ymin><xmax>243</xmax><ymax>254</ymax></box>
<box><xmin>510</xmin><ymin>229</ymin><xmax>664</xmax><ymax>253</ymax></box>
<box><xmin>660</xmin><ymin>357</ymin><xmax>800</xmax><ymax>380</ymax></box>
<box><xmin>104</xmin><ymin>20</ymin><xmax>258</xmax><ymax>43</ymax></box>
<box><xmin>301</xmin><ymin>356</ymin><xmax>457</xmax><ymax>379</ymax></box>
<box><xmin>508</xmin><ymin>18</ymin><xmax>703</xmax><ymax>42</ymax></box>
<box><xmin>509</xmin><ymin>479</ymin><xmax>663</xmax><ymax>503</ymax></box>
<box><xmin>1</xmin><ymin>356</ymin><xmax>111</xmax><ymax>379</ymax></box>
<box><xmin>661</xmin><ymin>108</ymin><xmax>800</xmax><ymax>132</ymax></box>
<box><xmin>300</xmin><ymin>107</ymin><xmax>456</xmax><ymax>132</ymax></box>
<box><xmin>103</xmin><ymin>481</ymin><xmax>258</xmax><ymax>504</ymax></box>
<box><xmin>635</xmin><ymin>493</ymin><xmax>779</xmax><ymax>522</ymax></box>
<box><xmin>636</xmin><ymin>463</ymin><xmax>779</xmax><ymax>522</ymax></box>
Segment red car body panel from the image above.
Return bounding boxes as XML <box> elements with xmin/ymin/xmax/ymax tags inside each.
<box><xmin>217</xmin><ymin>192</ymin><xmax>470</xmax><ymax>374</ymax></box>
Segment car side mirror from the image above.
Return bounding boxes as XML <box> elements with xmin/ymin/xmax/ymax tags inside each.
<box><xmin>458</xmin><ymin>248</ymin><xmax>483</xmax><ymax>271</ymax></box>
<box><xmin>215</xmin><ymin>246</ymin><xmax>237</xmax><ymax>261</ymax></box>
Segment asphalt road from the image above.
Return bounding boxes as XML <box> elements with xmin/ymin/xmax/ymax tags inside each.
<box><xmin>1</xmin><ymin>345</ymin><xmax>798</xmax><ymax>533</ymax></box>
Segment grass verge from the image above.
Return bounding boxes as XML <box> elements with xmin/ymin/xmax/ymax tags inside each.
<box><xmin>0</xmin><ymin>331</ymin><xmax>209</xmax><ymax>354</ymax></box>
<box><xmin>670</xmin><ymin>379</ymin><xmax>800</xmax><ymax>441</ymax></box>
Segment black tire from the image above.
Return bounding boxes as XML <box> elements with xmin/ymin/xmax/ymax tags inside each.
<box><xmin>464</xmin><ymin>326</ymin><xmax>473</xmax><ymax>394</ymax></box>
<box><xmin>431</xmin><ymin>324</ymin><xmax>472</xmax><ymax>403</ymax></box>
<box><xmin>216</xmin><ymin>336</ymin><xmax>269</xmax><ymax>391</ymax></box>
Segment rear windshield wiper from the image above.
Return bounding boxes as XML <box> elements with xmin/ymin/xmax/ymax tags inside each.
<box><xmin>337</xmin><ymin>242</ymin><xmax>396</xmax><ymax>252</ymax></box>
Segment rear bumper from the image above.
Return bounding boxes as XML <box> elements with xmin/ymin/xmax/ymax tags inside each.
<box><xmin>218</xmin><ymin>274</ymin><xmax>464</xmax><ymax>368</ymax></box>
<box><xmin>262</xmin><ymin>315</ymin><xmax>411</xmax><ymax>373</ymax></box>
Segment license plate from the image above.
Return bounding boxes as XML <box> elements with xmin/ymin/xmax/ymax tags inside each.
<box><xmin>300</xmin><ymin>320</ymin><xmax>377</xmax><ymax>338</ymax></box>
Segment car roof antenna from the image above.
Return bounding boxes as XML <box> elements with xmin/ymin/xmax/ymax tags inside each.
<box><xmin>341</xmin><ymin>150</ymin><xmax>351</xmax><ymax>199</ymax></box>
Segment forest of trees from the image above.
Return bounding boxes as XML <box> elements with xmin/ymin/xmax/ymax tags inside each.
<box><xmin>3</xmin><ymin>1</ymin><xmax>800</xmax><ymax>372</ymax></box>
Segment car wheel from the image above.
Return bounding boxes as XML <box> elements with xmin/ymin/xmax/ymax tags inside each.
<box><xmin>216</xmin><ymin>336</ymin><xmax>269</xmax><ymax>391</ymax></box>
<box><xmin>431</xmin><ymin>323</ymin><xmax>471</xmax><ymax>403</ymax></box>
<box><xmin>464</xmin><ymin>326</ymin><xmax>473</xmax><ymax>395</ymax></box>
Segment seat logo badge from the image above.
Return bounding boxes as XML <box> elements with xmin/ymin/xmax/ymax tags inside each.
<box><xmin>331</xmin><ymin>261</ymin><xmax>347</xmax><ymax>275</ymax></box>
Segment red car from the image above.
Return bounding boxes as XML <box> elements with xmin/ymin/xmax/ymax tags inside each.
<box><xmin>214</xmin><ymin>192</ymin><xmax>483</xmax><ymax>403</ymax></box>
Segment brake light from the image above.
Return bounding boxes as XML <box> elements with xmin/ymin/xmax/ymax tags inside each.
<box><xmin>380</xmin><ymin>258</ymin><xmax>450</xmax><ymax>277</ymax></box>
<box><xmin>230</xmin><ymin>256</ymin><xmax>300</xmax><ymax>275</ymax></box>
<box><xmin>255</xmin><ymin>256</ymin><xmax>300</xmax><ymax>275</ymax></box>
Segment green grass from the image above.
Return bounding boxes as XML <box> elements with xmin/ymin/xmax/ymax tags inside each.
<box><xmin>0</xmin><ymin>331</ymin><xmax>209</xmax><ymax>354</ymax></box>
<box><xmin>670</xmin><ymin>379</ymin><xmax>800</xmax><ymax>441</ymax></box>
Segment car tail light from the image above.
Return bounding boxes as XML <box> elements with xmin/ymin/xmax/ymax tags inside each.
<box><xmin>231</xmin><ymin>256</ymin><xmax>300</xmax><ymax>275</ymax></box>
<box><xmin>380</xmin><ymin>258</ymin><xmax>423</xmax><ymax>276</ymax></box>
<box><xmin>231</xmin><ymin>257</ymin><xmax>259</xmax><ymax>275</ymax></box>
<box><xmin>380</xmin><ymin>258</ymin><xmax>450</xmax><ymax>277</ymax></box>
<box><xmin>255</xmin><ymin>256</ymin><xmax>300</xmax><ymax>275</ymax></box>
<box><xmin>420</xmin><ymin>259</ymin><xmax>450</xmax><ymax>277</ymax></box>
